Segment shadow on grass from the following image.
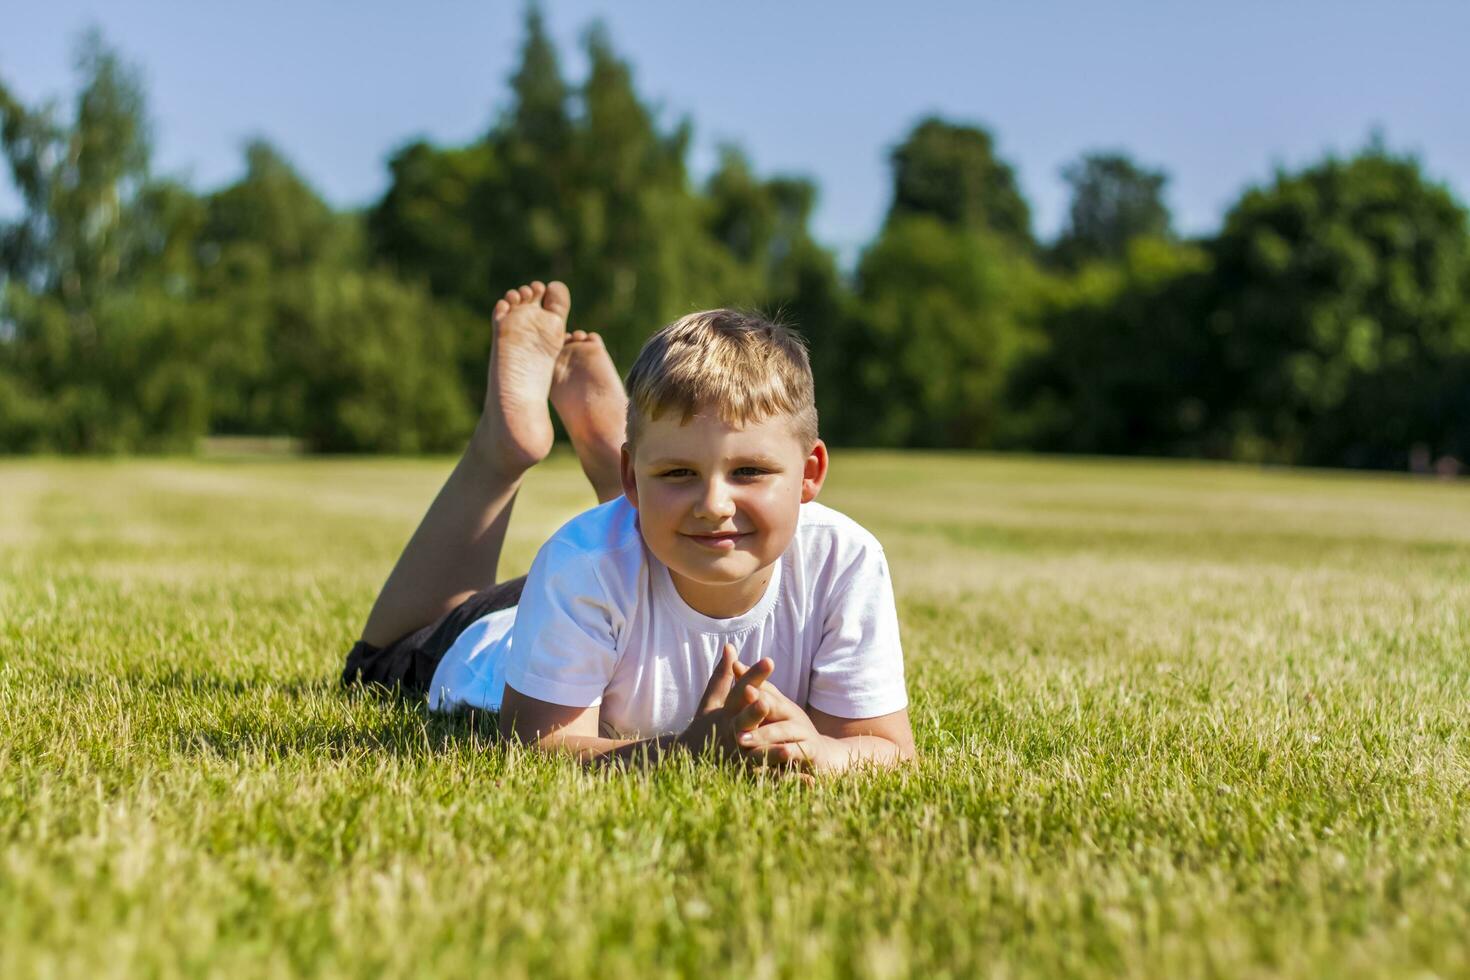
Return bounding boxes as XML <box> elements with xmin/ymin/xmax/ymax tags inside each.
<box><xmin>163</xmin><ymin>672</ymin><xmax>507</xmax><ymax>762</ymax></box>
<box><xmin>179</xmin><ymin>705</ymin><xmax>506</xmax><ymax>761</ymax></box>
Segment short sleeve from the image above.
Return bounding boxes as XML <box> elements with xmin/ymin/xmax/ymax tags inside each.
<box><xmin>806</xmin><ymin>544</ymin><xmax>909</xmax><ymax>718</ymax></box>
<box><xmin>502</xmin><ymin>542</ymin><xmax>622</xmax><ymax>708</ymax></box>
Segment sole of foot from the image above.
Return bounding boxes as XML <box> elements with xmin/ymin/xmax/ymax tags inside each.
<box><xmin>551</xmin><ymin>330</ymin><xmax>629</xmax><ymax>502</ymax></box>
<box><xmin>482</xmin><ymin>280</ymin><xmax>570</xmax><ymax>473</ymax></box>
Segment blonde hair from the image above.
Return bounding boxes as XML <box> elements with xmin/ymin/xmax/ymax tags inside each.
<box><xmin>624</xmin><ymin>309</ymin><xmax>819</xmax><ymax>449</ymax></box>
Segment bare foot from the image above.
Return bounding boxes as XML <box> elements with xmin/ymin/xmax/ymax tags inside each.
<box><xmin>481</xmin><ymin>280</ymin><xmax>570</xmax><ymax>472</ymax></box>
<box><xmin>551</xmin><ymin>330</ymin><xmax>628</xmax><ymax>503</ymax></box>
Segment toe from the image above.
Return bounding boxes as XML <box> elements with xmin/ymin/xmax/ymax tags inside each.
<box><xmin>493</xmin><ymin>299</ymin><xmax>510</xmax><ymax>320</ymax></box>
<box><xmin>530</xmin><ymin>280</ymin><xmax>546</xmax><ymax>299</ymax></box>
<box><xmin>571</xmin><ymin>330</ymin><xmax>588</xmax><ymax>342</ymax></box>
<box><xmin>543</xmin><ymin>280</ymin><xmax>572</xmax><ymax>317</ymax></box>
<box><xmin>504</xmin><ymin>289</ymin><xmax>520</xmax><ymax>304</ymax></box>
<box><xmin>517</xmin><ymin>284</ymin><xmax>534</xmax><ymax>302</ymax></box>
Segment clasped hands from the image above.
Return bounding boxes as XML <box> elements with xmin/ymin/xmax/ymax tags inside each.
<box><xmin>679</xmin><ymin>643</ymin><xmax>839</xmax><ymax>776</ymax></box>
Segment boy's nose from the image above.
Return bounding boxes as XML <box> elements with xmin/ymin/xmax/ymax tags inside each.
<box><xmin>693</xmin><ymin>479</ymin><xmax>736</xmax><ymax>520</ymax></box>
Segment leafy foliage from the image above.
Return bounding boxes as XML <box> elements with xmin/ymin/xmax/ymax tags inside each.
<box><xmin>886</xmin><ymin>117</ymin><xmax>1034</xmax><ymax>249</ymax></box>
<box><xmin>2</xmin><ymin>20</ymin><xmax>1467</xmax><ymax>468</ymax></box>
<box><xmin>1205</xmin><ymin>148</ymin><xmax>1470</xmax><ymax>466</ymax></box>
<box><xmin>1050</xmin><ymin>152</ymin><xmax>1173</xmax><ymax>269</ymax></box>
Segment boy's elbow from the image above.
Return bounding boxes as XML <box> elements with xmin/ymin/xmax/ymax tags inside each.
<box><xmin>497</xmin><ymin>710</ymin><xmax>556</xmax><ymax>749</ymax></box>
<box><xmin>891</xmin><ymin>737</ymin><xmax>918</xmax><ymax>766</ymax></box>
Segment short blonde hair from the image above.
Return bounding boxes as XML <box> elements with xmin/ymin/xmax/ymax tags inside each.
<box><xmin>624</xmin><ymin>309</ymin><xmax>819</xmax><ymax>450</ymax></box>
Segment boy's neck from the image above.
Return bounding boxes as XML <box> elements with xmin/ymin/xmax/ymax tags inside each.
<box><xmin>669</xmin><ymin>565</ymin><xmax>775</xmax><ymax>619</ymax></box>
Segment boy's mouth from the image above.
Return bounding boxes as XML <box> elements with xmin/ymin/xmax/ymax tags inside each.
<box><xmin>681</xmin><ymin>530</ymin><xmax>748</xmax><ymax>550</ymax></box>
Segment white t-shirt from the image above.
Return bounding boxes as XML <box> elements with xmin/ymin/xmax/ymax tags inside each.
<box><xmin>426</xmin><ymin>496</ymin><xmax>908</xmax><ymax>739</ymax></box>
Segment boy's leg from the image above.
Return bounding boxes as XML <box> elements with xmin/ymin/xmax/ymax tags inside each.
<box><xmin>358</xmin><ymin>281</ymin><xmax>570</xmax><ymax>649</ymax></box>
<box><xmin>343</xmin><ymin>575</ymin><xmax>526</xmax><ymax>695</ymax></box>
<box><xmin>550</xmin><ymin>330</ymin><xmax>629</xmax><ymax>504</ymax></box>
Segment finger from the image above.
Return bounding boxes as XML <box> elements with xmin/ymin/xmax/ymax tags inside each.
<box><xmin>738</xmin><ymin>657</ymin><xmax>774</xmax><ymax>691</ymax></box>
<box><xmin>722</xmin><ymin>657</ymin><xmax>770</xmax><ymax>711</ymax></box>
<box><xmin>741</xmin><ymin>741</ymin><xmax>802</xmax><ymax>767</ymax></box>
<box><xmin>726</xmin><ymin>643</ymin><xmax>747</xmax><ymax>677</ymax></box>
<box><xmin>732</xmin><ymin>693</ymin><xmax>771</xmax><ymax>732</ymax></box>
<box><xmin>743</xmin><ymin>681</ymin><xmax>804</xmax><ymax>725</ymax></box>
<box><xmin>698</xmin><ymin>645</ymin><xmax>738</xmax><ymax>713</ymax></box>
<box><xmin>736</xmin><ymin>721</ymin><xmax>805</xmax><ymax>747</ymax></box>
<box><xmin>722</xmin><ymin>660</ymin><xmax>775</xmax><ymax>721</ymax></box>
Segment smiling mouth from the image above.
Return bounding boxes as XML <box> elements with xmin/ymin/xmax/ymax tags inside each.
<box><xmin>681</xmin><ymin>531</ymin><xmax>749</xmax><ymax>549</ymax></box>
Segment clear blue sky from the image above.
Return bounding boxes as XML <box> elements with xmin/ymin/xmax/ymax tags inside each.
<box><xmin>3</xmin><ymin>1</ymin><xmax>1467</xmax><ymax>266</ymax></box>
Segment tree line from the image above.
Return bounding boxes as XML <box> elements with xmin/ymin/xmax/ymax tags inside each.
<box><xmin>3</xmin><ymin>12</ymin><xmax>1467</xmax><ymax>469</ymax></box>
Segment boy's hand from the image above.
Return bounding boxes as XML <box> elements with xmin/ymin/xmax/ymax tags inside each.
<box><xmin>729</xmin><ymin>672</ymin><xmax>841</xmax><ymax>774</ymax></box>
<box><xmin>678</xmin><ymin>644</ymin><xmax>774</xmax><ymax>761</ymax></box>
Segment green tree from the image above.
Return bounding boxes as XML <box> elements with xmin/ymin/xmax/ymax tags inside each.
<box><xmin>852</xmin><ymin>216</ymin><xmax>1042</xmax><ymax>448</ymax></box>
<box><xmin>367</xmin><ymin>11</ymin><xmax>806</xmax><ymax>372</ymax></box>
<box><xmin>885</xmin><ymin>117</ymin><xmax>1033</xmax><ymax>248</ymax></box>
<box><xmin>1207</xmin><ymin>145</ymin><xmax>1470</xmax><ymax>466</ymax></box>
<box><xmin>265</xmin><ymin>269</ymin><xmax>475</xmax><ymax>453</ymax></box>
<box><xmin>203</xmin><ymin>140</ymin><xmax>353</xmax><ymax>275</ymax></box>
<box><xmin>1009</xmin><ymin>239</ymin><xmax>1218</xmax><ymax>455</ymax></box>
<box><xmin>845</xmin><ymin>117</ymin><xmax>1042</xmax><ymax>448</ymax></box>
<box><xmin>370</xmin><ymin>140</ymin><xmax>499</xmax><ymax>309</ymax></box>
<box><xmin>1</xmin><ymin>30</ymin><xmax>153</xmax><ymax>305</ymax></box>
<box><xmin>0</xmin><ymin>31</ymin><xmax>211</xmax><ymax>452</ymax></box>
<box><xmin>1051</xmin><ymin>151</ymin><xmax>1172</xmax><ymax>268</ymax></box>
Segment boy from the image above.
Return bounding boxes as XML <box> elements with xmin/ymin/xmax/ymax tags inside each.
<box><xmin>343</xmin><ymin>280</ymin><xmax>914</xmax><ymax>773</ymax></box>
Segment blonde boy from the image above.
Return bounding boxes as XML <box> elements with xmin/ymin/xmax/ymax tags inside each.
<box><xmin>344</xmin><ymin>280</ymin><xmax>914</xmax><ymax>773</ymax></box>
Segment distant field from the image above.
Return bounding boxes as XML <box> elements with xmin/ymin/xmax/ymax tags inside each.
<box><xmin>2</xmin><ymin>453</ymin><xmax>1468</xmax><ymax>978</ymax></box>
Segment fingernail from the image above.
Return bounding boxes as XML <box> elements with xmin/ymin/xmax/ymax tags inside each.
<box><xmin>740</xmin><ymin>733</ymin><xmax>753</xmax><ymax>743</ymax></box>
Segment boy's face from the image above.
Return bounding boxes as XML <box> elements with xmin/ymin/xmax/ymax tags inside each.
<box><xmin>620</xmin><ymin>408</ymin><xmax>828</xmax><ymax>618</ymax></box>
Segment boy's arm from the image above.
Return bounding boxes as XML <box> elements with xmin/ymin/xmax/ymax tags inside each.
<box><xmin>499</xmin><ymin>645</ymin><xmax>773</xmax><ymax>767</ymax></box>
<box><xmin>808</xmin><ymin>705</ymin><xmax>916</xmax><ymax>768</ymax></box>
<box><xmin>497</xmin><ymin>686</ymin><xmax>680</xmax><ymax>764</ymax></box>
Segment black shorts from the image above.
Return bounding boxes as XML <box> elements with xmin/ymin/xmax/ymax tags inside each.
<box><xmin>340</xmin><ymin>576</ymin><xmax>526</xmax><ymax>698</ymax></box>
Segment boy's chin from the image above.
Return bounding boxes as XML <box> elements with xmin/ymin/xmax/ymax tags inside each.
<box><xmin>669</xmin><ymin>555</ymin><xmax>764</xmax><ymax>585</ymax></box>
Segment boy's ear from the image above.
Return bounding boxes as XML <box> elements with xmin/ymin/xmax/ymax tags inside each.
<box><xmin>619</xmin><ymin>443</ymin><xmax>639</xmax><ymax>508</ymax></box>
<box><xmin>800</xmin><ymin>440</ymin><xmax>829</xmax><ymax>504</ymax></box>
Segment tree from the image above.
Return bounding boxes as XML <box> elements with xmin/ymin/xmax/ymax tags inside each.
<box><xmin>264</xmin><ymin>269</ymin><xmax>475</xmax><ymax>453</ymax></box>
<box><xmin>367</xmin><ymin>12</ymin><xmax>800</xmax><ymax>369</ymax></box>
<box><xmin>1</xmin><ymin>30</ymin><xmax>153</xmax><ymax>305</ymax></box>
<box><xmin>845</xmin><ymin>118</ymin><xmax>1043</xmax><ymax>448</ymax></box>
<box><xmin>0</xmin><ymin>32</ymin><xmax>212</xmax><ymax>452</ymax></box>
<box><xmin>1051</xmin><ymin>151</ymin><xmax>1172</xmax><ymax>268</ymax></box>
<box><xmin>202</xmin><ymin>140</ymin><xmax>350</xmax><ymax>275</ymax></box>
<box><xmin>1009</xmin><ymin>239</ymin><xmax>1218</xmax><ymax>455</ymax></box>
<box><xmin>1206</xmin><ymin>144</ymin><xmax>1470</xmax><ymax>466</ymax></box>
<box><xmin>885</xmin><ymin>117</ymin><xmax>1033</xmax><ymax>249</ymax></box>
<box><xmin>852</xmin><ymin>216</ymin><xmax>1042</xmax><ymax>448</ymax></box>
<box><xmin>370</xmin><ymin>139</ymin><xmax>500</xmax><ymax>310</ymax></box>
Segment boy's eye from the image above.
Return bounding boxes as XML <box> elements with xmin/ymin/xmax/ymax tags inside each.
<box><xmin>659</xmin><ymin>468</ymin><xmax>694</xmax><ymax>478</ymax></box>
<box><xmin>733</xmin><ymin>467</ymin><xmax>769</xmax><ymax>478</ymax></box>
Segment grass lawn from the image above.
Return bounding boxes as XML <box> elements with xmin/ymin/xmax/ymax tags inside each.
<box><xmin>2</xmin><ymin>452</ymin><xmax>1468</xmax><ymax>978</ymax></box>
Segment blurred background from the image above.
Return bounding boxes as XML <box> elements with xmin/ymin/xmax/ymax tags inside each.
<box><xmin>1</xmin><ymin>1</ymin><xmax>1466</xmax><ymax>471</ymax></box>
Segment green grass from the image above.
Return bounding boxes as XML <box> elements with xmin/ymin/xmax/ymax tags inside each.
<box><xmin>2</xmin><ymin>452</ymin><xmax>1468</xmax><ymax>978</ymax></box>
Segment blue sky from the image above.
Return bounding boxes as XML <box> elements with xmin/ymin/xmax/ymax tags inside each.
<box><xmin>3</xmin><ymin>1</ymin><xmax>1466</xmax><ymax>266</ymax></box>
